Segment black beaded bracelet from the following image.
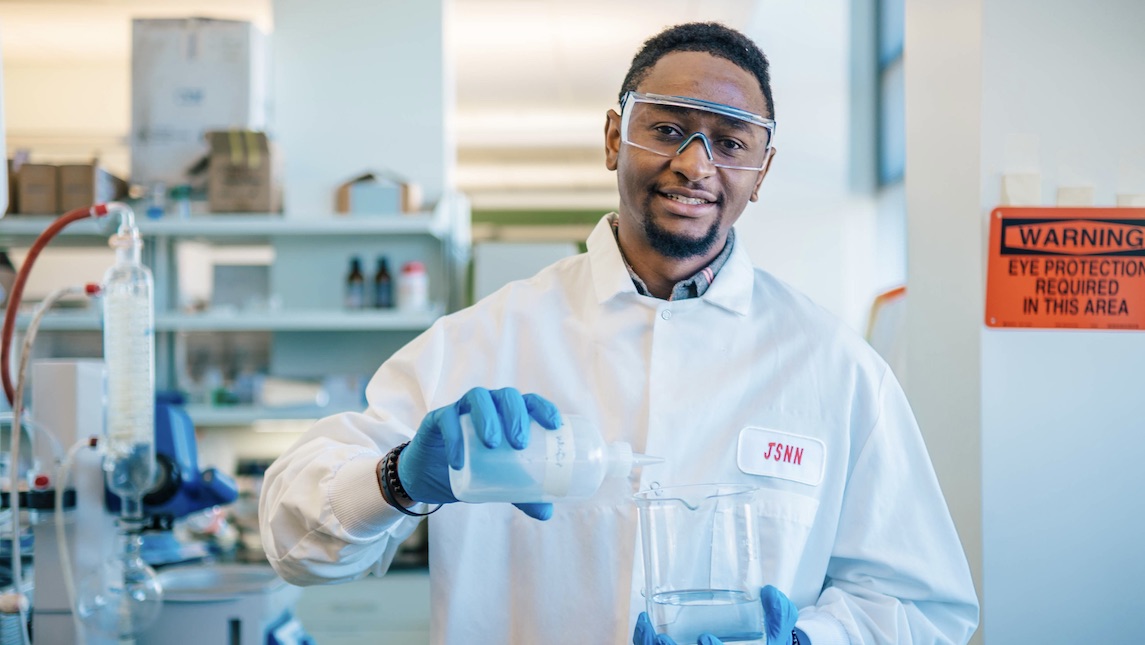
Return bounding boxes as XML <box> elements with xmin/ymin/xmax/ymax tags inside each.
<box><xmin>790</xmin><ymin>629</ymin><xmax>801</xmax><ymax>645</ymax></box>
<box><xmin>377</xmin><ymin>442</ymin><xmax>441</xmax><ymax>517</ymax></box>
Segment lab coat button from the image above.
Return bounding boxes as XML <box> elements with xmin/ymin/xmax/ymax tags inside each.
<box><xmin>661</xmin><ymin>309</ymin><xmax>672</xmax><ymax>320</ymax></box>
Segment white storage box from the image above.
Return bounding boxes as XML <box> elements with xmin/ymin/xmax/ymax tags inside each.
<box><xmin>131</xmin><ymin>18</ymin><xmax>270</xmax><ymax>187</ymax></box>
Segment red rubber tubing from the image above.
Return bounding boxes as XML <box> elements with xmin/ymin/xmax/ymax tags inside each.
<box><xmin>2</xmin><ymin>204</ymin><xmax>111</xmax><ymax>405</ymax></box>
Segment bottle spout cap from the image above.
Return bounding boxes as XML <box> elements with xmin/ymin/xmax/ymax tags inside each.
<box><xmin>606</xmin><ymin>442</ymin><xmax>664</xmax><ymax>478</ymax></box>
<box><xmin>632</xmin><ymin>452</ymin><xmax>664</xmax><ymax>468</ymax></box>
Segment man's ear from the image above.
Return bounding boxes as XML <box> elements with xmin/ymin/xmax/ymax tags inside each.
<box><xmin>604</xmin><ymin>110</ymin><xmax>621</xmax><ymax>171</ymax></box>
<box><xmin>749</xmin><ymin>146</ymin><xmax>778</xmax><ymax>202</ymax></box>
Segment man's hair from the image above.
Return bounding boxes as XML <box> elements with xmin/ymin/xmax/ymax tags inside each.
<box><xmin>619</xmin><ymin>22</ymin><xmax>774</xmax><ymax>119</ymax></box>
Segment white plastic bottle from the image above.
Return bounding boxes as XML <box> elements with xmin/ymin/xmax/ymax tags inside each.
<box><xmin>448</xmin><ymin>414</ymin><xmax>661</xmax><ymax>503</ymax></box>
<box><xmin>397</xmin><ymin>260</ymin><xmax>428</xmax><ymax>311</ymax></box>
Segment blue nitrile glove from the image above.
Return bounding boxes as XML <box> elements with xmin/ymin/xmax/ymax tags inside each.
<box><xmin>633</xmin><ymin>586</ymin><xmax>805</xmax><ymax>645</ymax></box>
<box><xmin>395</xmin><ymin>386</ymin><xmax>562</xmax><ymax>520</ymax></box>
<box><xmin>633</xmin><ymin>612</ymin><xmax>683</xmax><ymax>645</ymax></box>
<box><xmin>760</xmin><ymin>585</ymin><xmax>803</xmax><ymax>645</ymax></box>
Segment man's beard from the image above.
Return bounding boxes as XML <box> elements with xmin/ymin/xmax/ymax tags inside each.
<box><xmin>643</xmin><ymin>210</ymin><xmax>722</xmax><ymax>259</ymax></box>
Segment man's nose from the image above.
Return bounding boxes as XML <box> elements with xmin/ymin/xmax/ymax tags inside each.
<box><xmin>670</xmin><ymin>132</ymin><xmax>717</xmax><ymax>180</ymax></box>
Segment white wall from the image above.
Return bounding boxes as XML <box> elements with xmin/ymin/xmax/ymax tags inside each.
<box><xmin>978</xmin><ymin>1</ymin><xmax>1145</xmax><ymax>641</ymax></box>
<box><xmin>907</xmin><ymin>1</ymin><xmax>1145</xmax><ymax>642</ymax></box>
<box><xmin>271</xmin><ymin>0</ymin><xmax>453</xmax><ymax>217</ymax></box>
<box><xmin>738</xmin><ymin>0</ymin><xmax>896</xmax><ymax>332</ymax></box>
<box><xmin>3</xmin><ymin>60</ymin><xmax>129</xmax><ymax>174</ymax></box>
<box><xmin>904</xmin><ymin>6</ymin><xmax>984</xmax><ymax>640</ymax></box>
<box><xmin>2</xmin><ymin>59</ymin><xmax>130</xmax><ymax>300</ymax></box>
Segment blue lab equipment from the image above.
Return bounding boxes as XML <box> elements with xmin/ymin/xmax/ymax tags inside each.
<box><xmin>106</xmin><ymin>392</ymin><xmax>238</xmax><ymax>526</ymax></box>
<box><xmin>147</xmin><ymin>391</ymin><xmax>238</xmax><ymax>517</ymax></box>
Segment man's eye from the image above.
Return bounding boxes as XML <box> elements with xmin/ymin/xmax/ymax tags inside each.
<box><xmin>652</xmin><ymin>124</ymin><xmax>684</xmax><ymax>137</ymax></box>
<box><xmin>717</xmin><ymin>138</ymin><xmax>747</xmax><ymax>151</ymax></box>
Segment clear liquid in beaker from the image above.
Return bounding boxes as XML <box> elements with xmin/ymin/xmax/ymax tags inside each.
<box><xmin>651</xmin><ymin>589</ymin><xmax>763</xmax><ymax>643</ymax></box>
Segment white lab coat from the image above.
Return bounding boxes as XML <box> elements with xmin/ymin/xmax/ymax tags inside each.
<box><xmin>260</xmin><ymin>215</ymin><xmax>979</xmax><ymax>644</ymax></box>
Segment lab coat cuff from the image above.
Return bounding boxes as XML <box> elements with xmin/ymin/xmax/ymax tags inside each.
<box><xmin>795</xmin><ymin>611</ymin><xmax>851</xmax><ymax>645</ymax></box>
<box><xmin>327</xmin><ymin>454</ymin><xmax>398</xmax><ymax>538</ymax></box>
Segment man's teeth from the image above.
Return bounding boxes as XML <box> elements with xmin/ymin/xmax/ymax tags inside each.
<box><xmin>663</xmin><ymin>193</ymin><xmax>710</xmax><ymax>205</ymax></box>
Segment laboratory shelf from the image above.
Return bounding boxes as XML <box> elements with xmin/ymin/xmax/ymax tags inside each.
<box><xmin>158</xmin><ymin>308</ymin><xmax>444</xmax><ymax>331</ymax></box>
<box><xmin>0</xmin><ymin>211</ymin><xmax>450</xmax><ymax>246</ymax></box>
<box><xmin>184</xmin><ymin>403</ymin><xmax>335</xmax><ymax>426</ymax></box>
<box><xmin>16</xmin><ymin>307</ymin><xmax>444</xmax><ymax>332</ymax></box>
<box><xmin>4</xmin><ymin>192</ymin><xmax>470</xmax><ymax>429</ymax></box>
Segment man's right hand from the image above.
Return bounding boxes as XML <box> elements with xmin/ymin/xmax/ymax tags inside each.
<box><xmin>395</xmin><ymin>387</ymin><xmax>562</xmax><ymax>519</ymax></box>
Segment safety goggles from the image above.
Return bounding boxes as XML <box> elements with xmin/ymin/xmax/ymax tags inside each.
<box><xmin>619</xmin><ymin>91</ymin><xmax>776</xmax><ymax>171</ymax></box>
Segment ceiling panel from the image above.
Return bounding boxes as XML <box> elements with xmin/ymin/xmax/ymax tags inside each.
<box><xmin>453</xmin><ymin>0</ymin><xmax>753</xmax><ymax>109</ymax></box>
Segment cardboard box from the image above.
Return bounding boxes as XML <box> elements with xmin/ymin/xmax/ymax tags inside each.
<box><xmin>58</xmin><ymin>162</ymin><xmax>128</xmax><ymax>212</ymax></box>
<box><xmin>335</xmin><ymin>172</ymin><xmax>422</xmax><ymax>215</ymax></box>
<box><xmin>206</xmin><ymin>130</ymin><xmax>279</xmax><ymax>212</ymax></box>
<box><xmin>131</xmin><ymin>18</ymin><xmax>270</xmax><ymax>187</ymax></box>
<box><xmin>5</xmin><ymin>160</ymin><xmax>16</xmax><ymax>216</ymax></box>
<box><xmin>7</xmin><ymin>151</ymin><xmax>30</xmax><ymax>215</ymax></box>
<box><xmin>16</xmin><ymin>164</ymin><xmax>58</xmax><ymax>215</ymax></box>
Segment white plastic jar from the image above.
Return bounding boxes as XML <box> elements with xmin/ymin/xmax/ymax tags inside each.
<box><xmin>397</xmin><ymin>260</ymin><xmax>429</xmax><ymax>311</ymax></box>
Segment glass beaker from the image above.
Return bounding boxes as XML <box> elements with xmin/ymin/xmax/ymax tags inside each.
<box><xmin>634</xmin><ymin>483</ymin><xmax>763</xmax><ymax>644</ymax></box>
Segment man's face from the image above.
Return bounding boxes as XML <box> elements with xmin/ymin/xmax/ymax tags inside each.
<box><xmin>605</xmin><ymin>51</ymin><xmax>774</xmax><ymax>262</ymax></box>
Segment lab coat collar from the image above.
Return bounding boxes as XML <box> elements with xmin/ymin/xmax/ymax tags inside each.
<box><xmin>701</xmin><ymin>231</ymin><xmax>754</xmax><ymax>316</ymax></box>
<box><xmin>587</xmin><ymin>214</ymin><xmax>754</xmax><ymax>316</ymax></box>
<box><xmin>587</xmin><ymin>215</ymin><xmax>641</xmax><ymax>303</ymax></box>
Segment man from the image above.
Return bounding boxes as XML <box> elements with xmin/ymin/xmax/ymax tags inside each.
<box><xmin>260</xmin><ymin>22</ymin><xmax>979</xmax><ymax>644</ymax></box>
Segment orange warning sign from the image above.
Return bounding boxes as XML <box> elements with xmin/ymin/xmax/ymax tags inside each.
<box><xmin>986</xmin><ymin>207</ymin><xmax>1145</xmax><ymax>330</ymax></box>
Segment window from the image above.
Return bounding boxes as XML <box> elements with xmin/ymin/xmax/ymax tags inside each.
<box><xmin>877</xmin><ymin>0</ymin><xmax>905</xmax><ymax>185</ymax></box>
